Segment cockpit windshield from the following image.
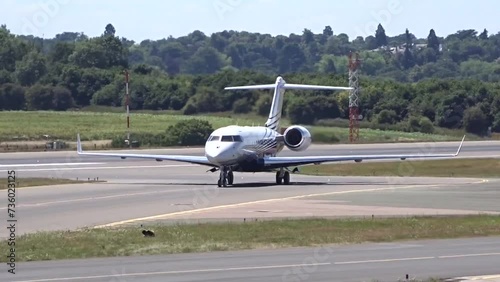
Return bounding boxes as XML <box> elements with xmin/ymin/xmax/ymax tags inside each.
<box><xmin>219</xmin><ymin>135</ymin><xmax>243</xmax><ymax>142</ymax></box>
<box><xmin>208</xmin><ymin>136</ymin><xmax>220</xmax><ymax>141</ymax></box>
<box><xmin>208</xmin><ymin>135</ymin><xmax>243</xmax><ymax>142</ymax></box>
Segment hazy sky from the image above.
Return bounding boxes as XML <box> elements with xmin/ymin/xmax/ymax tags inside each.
<box><xmin>1</xmin><ymin>0</ymin><xmax>499</xmax><ymax>42</ymax></box>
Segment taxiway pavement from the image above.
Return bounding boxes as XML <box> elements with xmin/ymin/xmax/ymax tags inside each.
<box><xmin>5</xmin><ymin>237</ymin><xmax>500</xmax><ymax>282</ymax></box>
<box><xmin>1</xmin><ymin>163</ymin><xmax>498</xmax><ymax>236</ymax></box>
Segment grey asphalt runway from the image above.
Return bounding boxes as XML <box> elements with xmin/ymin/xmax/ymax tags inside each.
<box><xmin>1</xmin><ymin>139</ymin><xmax>500</xmax><ymax>165</ymax></box>
<box><xmin>5</xmin><ymin>237</ymin><xmax>500</xmax><ymax>282</ymax></box>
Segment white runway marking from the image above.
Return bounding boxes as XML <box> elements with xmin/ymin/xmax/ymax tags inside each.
<box><xmin>334</xmin><ymin>256</ymin><xmax>434</xmax><ymax>264</ymax></box>
<box><xmin>0</xmin><ymin>189</ymin><xmax>189</xmax><ymax>210</ymax></box>
<box><xmin>12</xmin><ymin>262</ymin><xmax>331</xmax><ymax>282</ymax></box>
<box><xmin>0</xmin><ymin>164</ymin><xmax>197</xmax><ymax>172</ymax></box>
<box><xmin>438</xmin><ymin>252</ymin><xmax>500</xmax><ymax>259</ymax></box>
<box><xmin>0</xmin><ymin>162</ymin><xmax>105</xmax><ymax>167</ymax></box>
<box><xmin>448</xmin><ymin>274</ymin><xmax>500</xmax><ymax>281</ymax></box>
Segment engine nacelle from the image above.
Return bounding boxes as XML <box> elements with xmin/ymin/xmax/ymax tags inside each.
<box><xmin>283</xmin><ymin>125</ymin><xmax>312</xmax><ymax>152</ymax></box>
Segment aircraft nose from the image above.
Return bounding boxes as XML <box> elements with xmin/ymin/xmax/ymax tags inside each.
<box><xmin>206</xmin><ymin>144</ymin><xmax>233</xmax><ymax>164</ymax></box>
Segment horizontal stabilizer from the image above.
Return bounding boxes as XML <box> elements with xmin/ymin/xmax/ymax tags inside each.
<box><xmin>283</xmin><ymin>84</ymin><xmax>352</xmax><ymax>91</ymax></box>
<box><xmin>224</xmin><ymin>84</ymin><xmax>275</xmax><ymax>90</ymax></box>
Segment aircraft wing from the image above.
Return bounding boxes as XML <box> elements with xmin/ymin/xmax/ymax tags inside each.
<box><xmin>264</xmin><ymin>136</ymin><xmax>465</xmax><ymax>169</ymax></box>
<box><xmin>76</xmin><ymin>134</ymin><xmax>214</xmax><ymax>167</ymax></box>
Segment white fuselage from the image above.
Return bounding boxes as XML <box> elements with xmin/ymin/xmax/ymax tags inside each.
<box><xmin>205</xmin><ymin>125</ymin><xmax>284</xmax><ymax>168</ymax></box>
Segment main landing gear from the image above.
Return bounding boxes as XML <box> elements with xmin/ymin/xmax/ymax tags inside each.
<box><xmin>217</xmin><ymin>166</ymin><xmax>234</xmax><ymax>187</ymax></box>
<box><xmin>276</xmin><ymin>168</ymin><xmax>290</xmax><ymax>185</ymax></box>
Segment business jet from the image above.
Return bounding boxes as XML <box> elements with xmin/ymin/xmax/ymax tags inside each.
<box><xmin>76</xmin><ymin>76</ymin><xmax>464</xmax><ymax>187</ymax></box>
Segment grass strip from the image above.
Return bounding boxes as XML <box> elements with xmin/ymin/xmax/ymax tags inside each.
<box><xmin>0</xmin><ymin>110</ymin><xmax>459</xmax><ymax>144</ymax></box>
<box><xmin>5</xmin><ymin>215</ymin><xmax>500</xmax><ymax>262</ymax></box>
<box><xmin>300</xmin><ymin>158</ymin><xmax>500</xmax><ymax>178</ymax></box>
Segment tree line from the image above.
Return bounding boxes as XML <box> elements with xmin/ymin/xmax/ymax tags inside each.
<box><xmin>0</xmin><ymin>23</ymin><xmax>499</xmax><ymax>135</ymax></box>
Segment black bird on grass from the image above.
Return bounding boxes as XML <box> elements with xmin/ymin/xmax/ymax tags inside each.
<box><xmin>140</xmin><ymin>224</ymin><xmax>155</xmax><ymax>237</ymax></box>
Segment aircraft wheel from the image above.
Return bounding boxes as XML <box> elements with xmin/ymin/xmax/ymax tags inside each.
<box><xmin>217</xmin><ymin>178</ymin><xmax>222</xmax><ymax>187</ymax></box>
<box><xmin>276</xmin><ymin>171</ymin><xmax>283</xmax><ymax>185</ymax></box>
<box><xmin>283</xmin><ymin>171</ymin><xmax>290</xmax><ymax>185</ymax></box>
<box><xmin>228</xmin><ymin>171</ymin><xmax>234</xmax><ymax>185</ymax></box>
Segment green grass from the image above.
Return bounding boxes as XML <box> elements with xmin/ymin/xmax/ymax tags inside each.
<box><xmin>0</xmin><ymin>177</ymin><xmax>102</xmax><ymax>189</ymax></box>
<box><xmin>0</xmin><ymin>111</ymin><xmax>462</xmax><ymax>144</ymax></box>
<box><xmin>300</xmin><ymin>158</ymin><xmax>500</xmax><ymax>178</ymax></box>
<box><xmin>4</xmin><ymin>215</ymin><xmax>500</xmax><ymax>262</ymax></box>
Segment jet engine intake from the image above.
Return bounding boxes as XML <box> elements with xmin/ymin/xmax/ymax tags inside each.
<box><xmin>283</xmin><ymin>125</ymin><xmax>312</xmax><ymax>151</ymax></box>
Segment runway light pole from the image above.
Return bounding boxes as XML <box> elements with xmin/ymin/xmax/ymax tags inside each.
<box><xmin>125</xmin><ymin>70</ymin><xmax>131</xmax><ymax>148</ymax></box>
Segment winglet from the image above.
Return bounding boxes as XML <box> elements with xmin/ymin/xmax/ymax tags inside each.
<box><xmin>455</xmin><ymin>135</ymin><xmax>465</xmax><ymax>156</ymax></box>
<box><xmin>76</xmin><ymin>133</ymin><xmax>82</xmax><ymax>153</ymax></box>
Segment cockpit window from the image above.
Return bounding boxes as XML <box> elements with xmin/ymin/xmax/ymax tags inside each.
<box><xmin>209</xmin><ymin>136</ymin><xmax>220</xmax><ymax>141</ymax></box>
<box><xmin>220</xmin><ymin>135</ymin><xmax>243</xmax><ymax>142</ymax></box>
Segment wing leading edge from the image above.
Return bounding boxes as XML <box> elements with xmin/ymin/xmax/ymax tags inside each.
<box><xmin>76</xmin><ymin>134</ymin><xmax>214</xmax><ymax>167</ymax></box>
<box><xmin>263</xmin><ymin>136</ymin><xmax>466</xmax><ymax>168</ymax></box>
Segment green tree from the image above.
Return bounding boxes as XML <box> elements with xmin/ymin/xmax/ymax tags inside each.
<box><xmin>463</xmin><ymin>106</ymin><xmax>489</xmax><ymax>135</ymax></box>
<box><xmin>287</xmin><ymin>98</ymin><xmax>315</xmax><ymax>124</ymax></box>
<box><xmin>375</xmin><ymin>24</ymin><xmax>388</xmax><ymax>47</ymax></box>
<box><xmin>25</xmin><ymin>84</ymin><xmax>74</xmax><ymax>110</ymax></box>
<box><xmin>399</xmin><ymin>29</ymin><xmax>415</xmax><ymax>69</ymax></box>
<box><xmin>427</xmin><ymin>29</ymin><xmax>440</xmax><ymax>51</ymax></box>
<box><xmin>276</xmin><ymin>43</ymin><xmax>306</xmax><ymax>73</ymax></box>
<box><xmin>492</xmin><ymin>113</ymin><xmax>500</xmax><ymax>133</ymax></box>
<box><xmin>184</xmin><ymin>46</ymin><xmax>230</xmax><ymax>74</ymax></box>
<box><xmin>15</xmin><ymin>51</ymin><xmax>47</xmax><ymax>86</ymax></box>
<box><xmin>376</xmin><ymin>109</ymin><xmax>398</xmax><ymax>124</ymax></box>
<box><xmin>0</xmin><ymin>83</ymin><xmax>25</xmax><ymax>110</ymax></box>
<box><xmin>479</xmin><ymin>28</ymin><xmax>488</xmax><ymax>40</ymax></box>
<box><xmin>255</xmin><ymin>94</ymin><xmax>272</xmax><ymax>116</ymax></box>
<box><xmin>166</xmin><ymin>119</ymin><xmax>214</xmax><ymax>146</ymax></box>
<box><xmin>103</xmin><ymin>23</ymin><xmax>116</xmax><ymax>37</ymax></box>
<box><xmin>315</xmin><ymin>55</ymin><xmax>337</xmax><ymax>73</ymax></box>
<box><xmin>322</xmin><ymin>26</ymin><xmax>333</xmax><ymax>37</ymax></box>
<box><xmin>419</xmin><ymin>117</ymin><xmax>435</xmax><ymax>133</ymax></box>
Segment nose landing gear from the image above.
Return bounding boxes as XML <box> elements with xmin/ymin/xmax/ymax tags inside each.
<box><xmin>217</xmin><ymin>166</ymin><xmax>234</xmax><ymax>187</ymax></box>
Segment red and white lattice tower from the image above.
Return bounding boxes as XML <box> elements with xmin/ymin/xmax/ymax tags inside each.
<box><xmin>348</xmin><ymin>52</ymin><xmax>361</xmax><ymax>143</ymax></box>
<box><xmin>125</xmin><ymin>70</ymin><xmax>131</xmax><ymax>147</ymax></box>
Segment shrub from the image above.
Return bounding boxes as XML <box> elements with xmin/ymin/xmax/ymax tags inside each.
<box><xmin>463</xmin><ymin>106</ymin><xmax>488</xmax><ymax>136</ymax></box>
<box><xmin>232</xmin><ymin>98</ymin><xmax>252</xmax><ymax>114</ymax></box>
<box><xmin>492</xmin><ymin>113</ymin><xmax>500</xmax><ymax>133</ymax></box>
<box><xmin>166</xmin><ymin>119</ymin><xmax>214</xmax><ymax>146</ymax></box>
<box><xmin>376</xmin><ymin>110</ymin><xmax>398</xmax><ymax>125</ymax></box>
<box><xmin>419</xmin><ymin>117</ymin><xmax>435</xmax><ymax>134</ymax></box>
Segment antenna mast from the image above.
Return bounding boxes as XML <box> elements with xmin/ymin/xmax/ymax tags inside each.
<box><xmin>348</xmin><ymin>52</ymin><xmax>361</xmax><ymax>143</ymax></box>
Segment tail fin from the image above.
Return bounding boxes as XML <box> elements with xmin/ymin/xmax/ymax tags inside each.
<box><xmin>224</xmin><ymin>76</ymin><xmax>352</xmax><ymax>132</ymax></box>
